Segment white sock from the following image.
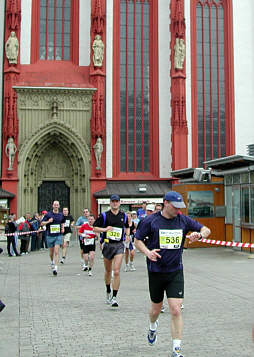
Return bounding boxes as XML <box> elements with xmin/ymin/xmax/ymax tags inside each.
<box><xmin>54</xmin><ymin>265</ymin><xmax>58</xmax><ymax>271</ymax></box>
<box><xmin>173</xmin><ymin>339</ymin><xmax>181</xmax><ymax>351</ymax></box>
<box><xmin>51</xmin><ymin>260</ymin><xmax>54</xmax><ymax>265</ymax></box>
<box><xmin>149</xmin><ymin>321</ymin><xmax>157</xmax><ymax>331</ymax></box>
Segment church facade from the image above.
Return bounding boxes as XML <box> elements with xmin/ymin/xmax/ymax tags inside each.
<box><xmin>0</xmin><ymin>0</ymin><xmax>254</xmax><ymax>218</ymax></box>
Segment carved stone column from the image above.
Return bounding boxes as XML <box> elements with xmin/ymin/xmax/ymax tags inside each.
<box><xmin>170</xmin><ymin>0</ymin><xmax>188</xmax><ymax>170</ymax></box>
<box><xmin>90</xmin><ymin>0</ymin><xmax>107</xmax><ymax>214</ymax></box>
<box><xmin>90</xmin><ymin>0</ymin><xmax>106</xmax><ymax>175</ymax></box>
<box><xmin>2</xmin><ymin>0</ymin><xmax>21</xmax><ymax>213</ymax></box>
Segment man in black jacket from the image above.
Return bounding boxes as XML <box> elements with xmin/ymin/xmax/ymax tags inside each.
<box><xmin>5</xmin><ymin>215</ymin><xmax>20</xmax><ymax>257</ymax></box>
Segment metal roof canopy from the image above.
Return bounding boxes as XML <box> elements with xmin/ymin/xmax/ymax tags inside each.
<box><xmin>0</xmin><ymin>188</ymin><xmax>15</xmax><ymax>198</ymax></box>
<box><xmin>93</xmin><ymin>181</ymin><xmax>172</xmax><ymax>198</ymax></box>
<box><xmin>205</xmin><ymin>155</ymin><xmax>254</xmax><ymax>170</ymax></box>
<box><xmin>171</xmin><ymin>168</ymin><xmax>195</xmax><ymax>179</ymax></box>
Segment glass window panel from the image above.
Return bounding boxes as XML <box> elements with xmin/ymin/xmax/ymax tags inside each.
<box><xmin>40</xmin><ymin>46</ymin><xmax>46</xmax><ymax>59</ymax></box>
<box><xmin>55</xmin><ymin>47</ymin><xmax>62</xmax><ymax>60</ymax></box>
<box><xmin>188</xmin><ymin>191</ymin><xmax>214</xmax><ymax>218</ymax></box>
<box><xmin>65</xmin><ymin>0</ymin><xmax>71</xmax><ymax>8</ymax></box>
<box><xmin>48</xmin><ymin>1</ymin><xmax>54</xmax><ymax>19</ymax></box>
<box><xmin>64</xmin><ymin>7</ymin><xmax>70</xmax><ymax>20</ymax></box>
<box><xmin>48</xmin><ymin>20</ymin><xmax>54</xmax><ymax>34</ymax></box>
<box><xmin>120</xmin><ymin>0</ymin><xmax>151</xmax><ymax>172</ymax></box>
<box><xmin>56</xmin><ymin>20</ymin><xmax>62</xmax><ymax>33</ymax></box>
<box><xmin>225</xmin><ymin>175</ymin><xmax>232</xmax><ymax>185</ymax></box>
<box><xmin>251</xmin><ymin>186</ymin><xmax>254</xmax><ymax>223</ymax></box>
<box><xmin>40</xmin><ymin>6</ymin><xmax>47</xmax><ymax>19</ymax></box>
<box><xmin>241</xmin><ymin>187</ymin><xmax>250</xmax><ymax>223</ymax></box>
<box><xmin>250</xmin><ymin>172</ymin><xmax>254</xmax><ymax>184</ymax></box>
<box><xmin>56</xmin><ymin>32</ymin><xmax>62</xmax><ymax>46</ymax></box>
<box><xmin>40</xmin><ymin>0</ymin><xmax>47</xmax><ymax>6</ymax></box>
<box><xmin>56</xmin><ymin>7</ymin><xmax>62</xmax><ymax>20</ymax></box>
<box><xmin>233</xmin><ymin>174</ymin><xmax>240</xmax><ymax>184</ymax></box>
<box><xmin>64</xmin><ymin>46</ymin><xmax>70</xmax><ymax>60</ymax></box>
<box><xmin>225</xmin><ymin>186</ymin><xmax>233</xmax><ymax>223</ymax></box>
<box><xmin>241</xmin><ymin>173</ymin><xmax>249</xmax><ymax>184</ymax></box>
<box><xmin>64</xmin><ymin>21</ymin><xmax>70</xmax><ymax>33</ymax></box>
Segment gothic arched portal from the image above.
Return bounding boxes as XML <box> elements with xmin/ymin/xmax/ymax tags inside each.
<box><xmin>18</xmin><ymin>121</ymin><xmax>90</xmax><ymax>218</ymax></box>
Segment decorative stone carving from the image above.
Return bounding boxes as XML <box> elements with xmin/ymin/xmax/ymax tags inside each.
<box><xmin>174</xmin><ymin>38</ymin><xmax>185</xmax><ymax>70</ymax></box>
<box><xmin>5</xmin><ymin>31</ymin><xmax>19</xmax><ymax>64</ymax></box>
<box><xmin>5</xmin><ymin>137</ymin><xmax>17</xmax><ymax>170</ymax></box>
<box><xmin>51</xmin><ymin>101</ymin><xmax>58</xmax><ymax>120</ymax></box>
<box><xmin>92</xmin><ymin>34</ymin><xmax>104</xmax><ymax>67</ymax></box>
<box><xmin>93</xmin><ymin>137</ymin><xmax>103</xmax><ymax>170</ymax></box>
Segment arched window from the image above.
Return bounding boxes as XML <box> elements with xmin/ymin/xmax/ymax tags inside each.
<box><xmin>191</xmin><ymin>0</ymin><xmax>235</xmax><ymax>167</ymax></box>
<box><xmin>31</xmin><ymin>0</ymin><xmax>79</xmax><ymax>64</ymax></box>
<box><xmin>113</xmin><ymin>0</ymin><xmax>159</xmax><ymax>176</ymax></box>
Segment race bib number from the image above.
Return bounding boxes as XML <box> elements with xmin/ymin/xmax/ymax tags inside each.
<box><xmin>64</xmin><ymin>220</ymin><xmax>70</xmax><ymax>227</ymax></box>
<box><xmin>84</xmin><ymin>238</ymin><xmax>95</xmax><ymax>245</ymax></box>
<box><xmin>159</xmin><ymin>229</ymin><xmax>183</xmax><ymax>249</ymax></box>
<box><xmin>50</xmin><ymin>224</ymin><xmax>60</xmax><ymax>234</ymax></box>
<box><xmin>106</xmin><ymin>227</ymin><xmax>122</xmax><ymax>241</ymax></box>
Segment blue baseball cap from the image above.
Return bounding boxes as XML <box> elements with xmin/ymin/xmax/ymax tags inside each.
<box><xmin>110</xmin><ymin>194</ymin><xmax>120</xmax><ymax>201</ymax></box>
<box><xmin>163</xmin><ymin>191</ymin><xmax>186</xmax><ymax>208</ymax></box>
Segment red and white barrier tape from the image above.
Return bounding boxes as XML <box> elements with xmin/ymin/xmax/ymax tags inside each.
<box><xmin>199</xmin><ymin>238</ymin><xmax>254</xmax><ymax>249</ymax></box>
<box><xmin>3</xmin><ymin>230</ymin><xmax>43</xmax><ymax>237</ymax></box>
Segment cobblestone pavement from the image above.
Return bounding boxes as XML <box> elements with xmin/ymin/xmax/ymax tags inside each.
<box><xmin>0</xmin><ymin>242</ymin><xmax>254</xmax><ymax>357</ymax></box>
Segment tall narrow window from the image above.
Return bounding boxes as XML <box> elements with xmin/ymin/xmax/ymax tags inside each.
<box><xmin>120</xmin><ymin>0</ymin><xmax>151</xmax><ymax>173</ymax></box>
<box><xmin>191</xmin><ymin>0</ymin><xmax>234</xmax><ymax>167</ymax></box>
<box><xmin>39</xmin><ymin>0</ymin><xmax>71</xmax><ymax>61</ymax></box>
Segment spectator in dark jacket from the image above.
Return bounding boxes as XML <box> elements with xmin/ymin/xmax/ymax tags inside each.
<box><xmin>0</xmin><ymin>247</ymin><xmax>5</xmax><ymax>311</ymax></box>
<box><xmin>19</xmin><ymin>213</ymin><xmax>31</xmax><ymax>255</ymax></box>
<box><xmin>5</xmin><ymin>215</ymin><xmax>20</xmax><ymax>257</ymax></box>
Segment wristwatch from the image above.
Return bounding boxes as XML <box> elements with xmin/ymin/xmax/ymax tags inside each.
<box><xmin>198</xmin><ymin>233</ymin><xmax>203</xmax><ymax>241</ymax></box>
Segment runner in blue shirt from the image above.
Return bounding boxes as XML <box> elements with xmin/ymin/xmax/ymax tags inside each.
<box><xmin>75</xmin><ymin>208</ymin><xmax>90</xmax><ymax>270</ymax></box>
<box><xmin>41</xmin><ymin>201</ymin><xmax>65</xmax><ymax>276</ymax></box>
<box><xmin>135</xmin><ymin>191</ymin><xmax>211</xmax><ymax>357</ymax></box>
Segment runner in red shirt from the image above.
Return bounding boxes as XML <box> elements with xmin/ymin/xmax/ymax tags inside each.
<box><xmin>79</xmin><ymin>214</ymin><xmax>97</xmax><ymax>276</ymax></box>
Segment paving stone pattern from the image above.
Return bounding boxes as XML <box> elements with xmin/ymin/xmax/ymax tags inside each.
<box><xmin>0</xmin><ymin>244</ymin><xmax>254</xmax><ymax>357</ymax></box>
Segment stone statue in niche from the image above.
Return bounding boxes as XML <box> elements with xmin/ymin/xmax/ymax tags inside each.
<box><xmin>174</xmin><ymin>38</ymin><xmax>185</xmax><ymax>70</ymax></box>
<box><xmin>5</xmin><ymin>31</ymin><xmax>19</xmax><ymax>65</ymax></box>
<box><xmin>5</xmin><ymin>137</ymin><xmax>17</xmax><ymax>170</ymax></box>
<box><xmin>93</xmin><ymin>137</ymin><xmax>103</xmax><ymax>170</ymax></box>
<box><xmin>92</xmin><ymin>34</ymin><xmax>104</xmax><ymax>67</ymax></box>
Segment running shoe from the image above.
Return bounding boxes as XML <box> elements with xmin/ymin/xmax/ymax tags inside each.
<box><xmin>147</xmin><ymin>320</ymin><xmax>158</xmax><ymax>346</ymax></box>
<box><xmin>129</xmin><ymin>262</ymin><xmax>136</xmax><ymax>271</ymax></box>
<box><xmin>82</xmin><ymin>264</ymin><xmax>88</xmax><ymax>271</ymax></box>
<box><xmin>171</xmin><ymin>348</ymin><xmax>184</xmax><ymax>357</ymax></box>
<box><xmin>160</xmin><ymin>304</ymin><xmax>165</xmax><ymax>313</ymax></box>
<box><xmin>105</xmin><ymin>292</ymin><xmax>112</xmax><ymax>305</ymax></box>
<box><xmin>60</xmin><ymin>258</ymin><xmax>65</xmax><ymax>264</ymax></box>
<box><xmin>0</xmin><ymin>300</ymin><xmax>5</xmax><ymax>312</ymax></box>
<box><xmin>181</xmin><ymin>303</ymin><xmax>184</xmax><ymax>310</ymax></box>
<box><xmin>111</xmin><ymin>297</ymin><xmax>118</xmax><ymax>307</ymax></box>
<box><xmin>88</xmin><ymin>270</ymin><xmax>92</xmax><ymax>276</ymax></box>
<box><xmin>124</xmin><ymin>264</ymin><xmax>129</xmax><ymax>272</ymax></box>
<box><xmin>53</xmin><ymin>269</ymin><xmax>57</xmax><ymax>276</ymax></box>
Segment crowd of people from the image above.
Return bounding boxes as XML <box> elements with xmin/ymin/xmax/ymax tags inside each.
<box><xmin>0</xmin><ymin>191</ymin><xmax>211</xmax><ymax>357</ymax></box>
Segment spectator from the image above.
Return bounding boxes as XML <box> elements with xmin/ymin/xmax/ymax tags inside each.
<box><xmin>137</xmin><ymin>201</ymin><xmax>147</xmax><ymax>219</ymax></box>
<box><xmin>5</xmin><ymin>215</ymin><xmax>20</xmax><ymax>257</ymax></box>
<box><xmin>29</xmin><ymin>213</ymin><xmax>40</xmax><ymax>251</ymax></box>
<box><xmin>19</xmin><ymin>213</ymin><xmax>31</xmax><ymax>255</ymax></box>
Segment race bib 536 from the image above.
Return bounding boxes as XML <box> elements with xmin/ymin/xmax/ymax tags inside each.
<box><xmin>159</xmin><ymin>229</ymin><xmax>183</xmax><ymax>249</ymax></box>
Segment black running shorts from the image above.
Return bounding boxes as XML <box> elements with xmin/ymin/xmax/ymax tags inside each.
<box><xmin>102</xmin><ymin>241</ymin><xmax>124</xmax><ymax>260</ymax></box>
<box><xmin>82</xmin><ymin>244</ymin><xmax>96</xmax><ymax>254</ymax></box>
<box><xmin>148</xmin><ymin>269</ymin><xmax>184</xmax><ymax>303</ymax></box>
